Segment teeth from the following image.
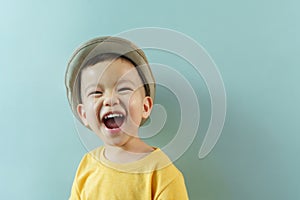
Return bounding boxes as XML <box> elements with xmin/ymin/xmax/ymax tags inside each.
<box><xmin>104</xmin><ymin>113</ymin><xmax>124</xmax><ymax>119</ymax></box>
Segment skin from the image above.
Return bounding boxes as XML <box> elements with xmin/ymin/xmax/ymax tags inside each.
<box><xmin>77</xmin><ymin>58</ymin><xmax>154</xmax><ymax>163</ymax></box>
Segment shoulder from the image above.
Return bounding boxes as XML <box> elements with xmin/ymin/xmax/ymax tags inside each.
<box><xmin>150</xmin><ymin>149</ymin><xmax>189</xmax><ymax>199</ymax></box>
<box><xmin>75</xmin><ymin>146</ymin><xmax>104</xmax><ymax>174</ymax></box>
<box><xmin>143</xmin><ymin>148</ymin><xmax>184</xmax><ymax>184</ymax></box>
<box><xmin>150</xmin><ymin>148</ymin><xmax>182</xmax><ymax>174</ymax></box>
<box><xmin>152</xmin><ymin>150</ymin><xmax>184</xmax><ymax>182</ymax></box>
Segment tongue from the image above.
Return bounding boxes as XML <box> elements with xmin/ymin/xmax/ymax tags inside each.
<box><xmin>104</xmin><ymin>118</ymin><xmax>123</xmax><ymax>129</ymax></box>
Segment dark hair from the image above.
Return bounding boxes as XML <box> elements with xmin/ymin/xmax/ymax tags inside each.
<box><xmin>77</xmin><ymin>53</ymin><xmax>150</xmax><ymax>103</ymax></box>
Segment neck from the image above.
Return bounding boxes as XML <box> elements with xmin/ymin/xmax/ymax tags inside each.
<box><xmin>104</xmin><ymin>139</ymin><xmax>154</xmax><ymax>163</ymax></box>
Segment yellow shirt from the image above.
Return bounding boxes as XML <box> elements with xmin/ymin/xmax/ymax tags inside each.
<box><xmin>69</xmin><ymin>147</ymin><xmax>189</xmax><ymax>200</ymax></box>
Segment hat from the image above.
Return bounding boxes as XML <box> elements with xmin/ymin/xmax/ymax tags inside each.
<box><xmin>65</xmin><ymin>36</ymin><xmax>156</xmax><ymax>126</ymax></box>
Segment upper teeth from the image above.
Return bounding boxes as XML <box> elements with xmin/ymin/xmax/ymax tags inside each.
<box><xmin>104</xmin><ymin>113</ymin><xmax>124</xmax><ymax>119</ymax></box>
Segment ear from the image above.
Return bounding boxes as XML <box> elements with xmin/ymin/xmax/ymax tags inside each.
<box><xmin>142</xmin><ymin>96</ymin><xmax>153</xmax><ymax>119</ymax></box>
<box><xmin>77</xmin><ymin>104</ymin><xmax>89</xmax><ymax>126</ymax></box>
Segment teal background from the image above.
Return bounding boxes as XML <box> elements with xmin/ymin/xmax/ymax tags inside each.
<box><xmin>1</xmin><ymin>0</ymin><xmax>299</xmax><ymax>199</ymax></box>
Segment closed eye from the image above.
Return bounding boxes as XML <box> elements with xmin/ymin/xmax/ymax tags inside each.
<box><xmin>118</xmin><ymin>87</ymin><xmax>133</xmax><ymax>93</ymax></box>
<box><xmin>88</xmin><ymin>91</ymin><xmax>103</xmax><ymax>96</ymax></box>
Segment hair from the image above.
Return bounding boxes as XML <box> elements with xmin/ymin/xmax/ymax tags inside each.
<box><xmin>76</xmin><ymin>53</ymin><xmax>151</xmax><ymax>103</ymax></box>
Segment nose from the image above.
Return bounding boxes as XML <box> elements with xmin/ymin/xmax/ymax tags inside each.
<box><xmin>103</xmin><ymin>91</ymin><xmax>119</xmax><ymax>106</ymax></box>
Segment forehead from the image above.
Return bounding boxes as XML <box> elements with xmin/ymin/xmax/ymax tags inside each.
<box><xmin>80</xmin><ymin>58</ymin><xmax>142</xmax><ymax>87</ymax></box>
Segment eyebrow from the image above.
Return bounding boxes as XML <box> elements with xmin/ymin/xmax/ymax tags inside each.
<box><xmin>117</xmin><ymin>79</ymin><xmax>136</xmax><ymax>86</ymax></box>
<box><xmin>84</xmin><ymin>84</ymin><xmax>102</xmax><ymax>94</ymax></box>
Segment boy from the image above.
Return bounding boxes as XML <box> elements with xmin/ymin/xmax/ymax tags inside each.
<box><xmin>65</xmin><ymin>36</ymin><xmax>189</xmax><ymax>199</ymax></box>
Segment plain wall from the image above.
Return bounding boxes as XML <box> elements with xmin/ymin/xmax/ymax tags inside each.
<box><xmin>1</xmin><ymin>0</ymin><xmax>299</xmax><ymax>199</ymax></box>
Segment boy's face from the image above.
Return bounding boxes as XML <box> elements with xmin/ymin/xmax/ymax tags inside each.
<box><xmin>77</xmin><ymin>58</ymin><xmax>153</xmax><ymax>147</ymax></box>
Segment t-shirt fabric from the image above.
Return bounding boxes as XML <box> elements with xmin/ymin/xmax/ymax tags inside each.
<box><xmin>69</xmin><ymin>147</ymin><xmax>189</xmax><ymax>200</ymax></box>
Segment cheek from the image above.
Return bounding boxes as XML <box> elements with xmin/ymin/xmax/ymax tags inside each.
<box><xmin>85</xmin><ymin>99</ymin><xmax>101</xmax><ymax>122</ymax></box>
<box><xmin>128</xmin><ymin>94</ymin><xmax>144</xmax><ymax>121</ymax></box>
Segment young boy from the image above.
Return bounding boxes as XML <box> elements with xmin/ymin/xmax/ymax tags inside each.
<box><xmin>65</xmin><ymin>36</ymin><xmax>189</xmax><ymax>199</ymax></box>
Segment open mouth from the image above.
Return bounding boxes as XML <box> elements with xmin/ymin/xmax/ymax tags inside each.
<box><xmin>102</xmin><ymin>112</ymin><xmax>125</xmax><ymax>129</ymax></box>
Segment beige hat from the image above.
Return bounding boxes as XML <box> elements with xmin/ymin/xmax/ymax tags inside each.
<box><xmin>65</xmin><ymin>36</ymin><xmax>156</xmax><ymax>126</ymax></box>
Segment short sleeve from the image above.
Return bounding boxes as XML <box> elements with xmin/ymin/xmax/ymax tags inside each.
<box><xmin>69</xmin><ymin>178</ymin><xmax>80</xmax><ymax>200</ymax></box>
<box><xmin>156</xmin><ymin>174</ymin><xmax>189</xmax><ymax>200</ymax></box>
